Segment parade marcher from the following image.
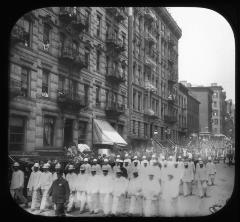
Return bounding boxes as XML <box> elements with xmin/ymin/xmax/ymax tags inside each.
<box><xmin>172</xmin><ymin>161</ymin><xmax>183</xmax><ymax>197</ymax></box>
<box><xmin>181</xmin><ymin>161</ymin><xmax>194</xmax><ymax>197</ymax></box>
<box><xmin>10</xmin><ymin>162</ymin><xmax>28</xmax><ymax>208</ymax></box>
<box><xmin>188</xmin><ymin>157</ymin><xmax>196</xmax><ymax>195</ymax></box>
<box><xmin>76</xmin><ymin>166</ymin><xmax>89</xmax><ymax>213</ymax></box>
<box><xmin>206</xmin><ymin>157</ymin><xmax>217</xmax><ymax>186</ymax></box>
<box><xmin>113</xmin><ymin>159</ymin><xmax>120</xmax><ymax>175</ymax></box>
<box><xmin>141</xmin><ymin>169</ymin><xmax>161</xmax><ymax>217</ymax></box>
<box><xmin>27</xmin><ymin>162</ymin><xmax>42</xmax><ymax>211</ymax></box>
<box><xmin>52</xmin><ymin>163</ymin><xmax>65</xmax><ymax>181</ymax></box>
<box><xmin>140</xmin><ymin>156</ymin><xmax>149</xmax><ymax>166</ymax></box>
<box><xmin>81</xmin><ymin>158</ymin><xmax>91</xmax><ymax>175</ymax></box>
<box><xmin>98</xmin><ymin>165</ymin><xmax>114</xmax><ymax>216</ymax></box>
<box><xmin>149</xmin><ymin>154</ymin><xmax>158</xmax><ymax>166</ymax></box>
<box><xmin>92</xmin><ymin>158</ymin><xmax>102</xmax><ymax>175</ymax></box>
<box><xmin>65</xmin><ymin>165</ymin><xmax>77</xmax><ymax>213</ymax></box>
<box><xmin>118</xmin><ymin>159</ymin><xmax>128</xmax><ymax>179</ymax></box>
<box><xmin>86</xmin><ymin>166</ymin><xmax>100</xmax><ymax>214</ymax></box>
<box><xmin>111</xmin><ymin>169</ymin><xmax>129</xmax><ymax>216</ymax></box>
<box><xmin>127</xmin><ymin>170</ymin><xmax>143</xmax><ymax>216</ymax></box>
<box><xmin>129</xmin><ymin>159</ymin><xmax>141</xmax><ymax>180</ymax></box>
<box><xmin>38</xmin><ymin>163</ymin><xmax>53</xmax><ymax>213</ymax></box>
<box><xmin>139</xmin><ymin>159</ymin><xmax>150</xmax><ymax>181</ymax></box>
<box><xmin>48</xmin><ymin>168</ymin><xmax>70</xmax><ymax>216</ymax></box>
<box><xmin>195</xmin><ymin>160</ymin><xmax>208</xmax><ymax>198</ymax></box>
<box><xmin>102</xmin><ymin>158</ymin><xmax>113</xmax><ymax>175</ymax></box>
<box><xmin>123</xmin><ymin>159</ymin><xmax>132</xmax><ymax>180</ymax></box>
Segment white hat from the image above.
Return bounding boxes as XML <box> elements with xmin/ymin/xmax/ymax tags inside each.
<box><xmin>104</xmin><ymin>159</ymin><xmax>108</xmax><ymax>162</ymax></box>
<box><xmin>169</xmin><ymin>156</ymin><xmax>173</xmax><ymax>159</ymax></box>
<box><xmin>34</xmin><ymin>163</ymin><xmax>40</xmax><ymax>168</ymax></box>
<box><xmin>93</xmin><ymin>159</ymin><xmax>97</xmax><ymax>162</ymax></box>
<box><xmin>118</xmin><ymin>159</ymin><xmax>123</xmax><ymax>163</ymax></box>
<box><xmin>178</xmin><ymin>156</ymin><xmax>182</xmax><ymax>159</ymax></box>
<box><xmin>208</xmin><ymin>156</ymin><xmax>212</xmax><ymax>160</ymax></box>
<box><xmin>102</xmin><ymin>165</ymin><xmax>109</xmax><ymax>171</ymax></box>
<box><xmin>43</xmin><ymin>163</ymin><xmax>49</xmax><ymax>169</ymax></box>
<box><xmin>152</xmin><ymin>154</ymin><xmax>156</xmax><ymax>158</ymax></box>
<box><xmin>116</xmin><ymin>159</ymin><xmax>120</xmax><ymax>163</ymax></box>
<box><xmin>142</xmin><ymin>160</ymin><xmax>148</xmax><ymax>164</ymax></box>
<box><xmin>142</xmin><ymin>156</ymin><xmax>146</xmax><ymax>159</ymax></box>
<box><xmin>68</xmin><ymin>165</ymin><xmax>74</xmax><ymax>170</ymax></box>
<box><xmin>124</xmin><ymin>159</ymin><xmax>129</xmax><ymax>163</ymax></box>
<box><xmin>125</xmin><ymin>153</ymin><xmax>129</xmax><ymax>157</ymax></box>
<box><xmin>133</xmin><ymin>156</ymin><xmax>138</xmax><ymax>159</ymax></box>
<box><xmin>84</xmin><ymin>158</ymin><xmax>88</xmax><ymax>162</ymax></box>
<box><xmin>117</xmin><ymin>155</ymin><xmax>120</xmax><ymax>158</ymax></box>
<box><xmin>13</xmin><ymin>162</ymin><xmax>20</xmax><ymax>167</ymax></box>
<box><xmin>55</xmin><ymin>163</ymin><xmax>61</xmax><ymax>169</ymax></box>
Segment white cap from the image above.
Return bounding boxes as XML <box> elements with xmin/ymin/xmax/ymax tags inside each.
<box><xmin>178</xmin><ymin>156</ymin><xmax>182</xmax><ymax>159</ymax></box>
<box><xmin>116</xmin><ymin>159</ymin><xmax>120</xmax><ymax>163</ymax></box>
<box><xmin>133</xmin><ymin>156</ymin><xmax>138</xmax><ymax>159</ymax></box>
<box><xmin>118</xmin><ymin>159</ymin><xmax>123</xmax><ymax>163</ymax></box>
<box><xmin>169</xmin><ymin>156</ymin><xmax>173</xmax><ymax>159</ymax></box>
<box><xmin>34</xmin><ymin>163</ymin><xmax>40</xmax><ymax>168</ymax></box>
<box><xmin>124</xmin><ymin>159</ymin><xmax>129</xmax><ymax>163</ymax></box>
<box><xmin>13</xmin><ymin>162</ymin><xmax>20</xmax><ymax>167</ymax></box>
<box><xmin>104</xmin><ymin>159</ymin><xmax>108</xmax><ymax>162</ymax></box>
<box><xmin>125</xmin><ymin>153</ymin><xmax>129</xmax><ymax>157</ymax></box>
<box><xmin>43</xmin><ymin>163</ymin><xmax>49</xmax><ymax>169</ymax></box>
<box><xmin>152</xmin><ymin>154</ymin><xmax>156</xmax><ymax>158</ymax></box>
<box><xmin>68</xmin><ymin>165</ymin><xmax>74</xmax><ymax>170</ymax></box>
<box><xmin>93</xmin><ymin>159</ymin><xmax>97</xmax><ymax>162</ymax></box>
<box><xmin>55</xmin><ymin>163</ymin><xmax>61</xmax><ymax>169</ymax></box>
<box><xmin>84</xmin><ymin>158</ymin><xmax>88</xmax><ymax>162</ymax></box>
<box><xmin>208</xmin><ymin>156</ymin><xmax>212</xmax><ymax>160</ymax></box>
<box><xmin>133</xmin><ymin>159</ymin><xmax>138</xmax><ymax>163</ymax></box>
<box><xmin>142</xmin><ymin>160</ymin><xmax>148</xmax><ymax>164</ymax></box>
<box><xmin>117</xmin><ymin>155</ymin><xmax>120</xmax><ymax>158</ymax></box>
<box><xmin>142</xmin><ymin>156</ymin><xmax>146</xmax><ymax>159</ymax></box>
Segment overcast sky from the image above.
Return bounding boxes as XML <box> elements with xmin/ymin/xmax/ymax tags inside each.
<box><xmin>167</xmin><ymin>7</ymin><xmax>235</xmax><ymax>103</ymax></box>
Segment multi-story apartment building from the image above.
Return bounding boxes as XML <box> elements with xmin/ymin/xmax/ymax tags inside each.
<box><xmin>177</xmin><ymin>83</ymin><xmax>188</xmax><ymax>144</ymax></box>
<box><xmin>209</xmin><ymin>83</ymin><xmax>226</xmax><ymax>135</ymax></box>
<box><xmin>9</xmin><ymin>7</ymin><xmax>129</xmax><ymax>155</ymax></box>
<box><xmin>224</xmin><ymin>99</ymin><xmax>235</xmax><ymax>140</ymax></box>
<box><xmin>127</xmin><ymin>7</ymin><xmax>182</xmax><ymax>150</ymax></box>
<box><xmin>187</xmin><ymin>86</ymin><xmax>213</xmax><ymax>134</ymax></box>
<box><xmin>187</xmin><ymin>92</ymin><xmax>200</xmax><ymax>137</ymax></box>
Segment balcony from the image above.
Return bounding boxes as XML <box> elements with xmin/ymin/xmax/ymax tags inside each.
<box><xmin>11</xmin><ymin>25</ymin><xmax>28</xmax><ymax>45</ymax></box>
<box><xmin>59</xmin><ymin>7</ymin><xmax>77</xmax><ymax>24</ymax></box>
<box><xmin>105</xmin><ymin>101</ymin><xmax>125</xmax><ymax>118</ymax></box>
<box><xmin>144</xmin><ymin>9</ymin><xmax>156</xmax><ymax>23</ymax></box>
<box><xmin>164</xmin><ymin>115</ymin><xmax>177</xmax><ymax>124</ymax></box>
<box><xmin>59</xmin><ymin>46</ymin><xmax>86</xmax><ymax>70</ymax></box>
<box><xmin>106</xmin><ymin>7</ymin><xmax>126</xmax><ymax>23</ymax></box>
<box><xmin>167</xmin><ymin>94</ymin><xmax>176</xmax><ymax>104</ymax></box>
<box><xmin>57</xmin><ymin>89</ymin><xmax>86</xmax><ymax>112</ymax></box>
<box><xmin>106</xmin><ymin>67</ymin><xmax>126</xmax><ymax>84</ymax></box>
<box><xmin>106</xmin><ymin>36</ymin><xmax>126</xmax><ymax>54</ymax></box>
<box><xmin>144</xmin><ymin>81</ymin><xmax>157</xmax><ymax>93</ymax></box>
<box><xmin>10</xmin><ymin>79</ymin><xmax>23</xmax><ymax>98</ymax></box>
<box><xmin>71</xmin><ymin>11</ymin><xmax>88</xmax><ymax>33</ymax></box>
<box><xmin>144</xmin><ymin>108</ymin><xmax>159</xmax><ymax>119</ymax></box>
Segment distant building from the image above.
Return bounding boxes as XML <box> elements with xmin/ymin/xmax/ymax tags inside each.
<box><xmin>187</xmin><ymin>86</ymin><xmax>213</xmax><ymax>134</ymax></box>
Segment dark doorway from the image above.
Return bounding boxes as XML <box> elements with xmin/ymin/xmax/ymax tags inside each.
<box><xmin>150</xmin><ymin>123</ymin><xmax>153</xmax><ymax>138</ymax></box>
<box><xmin>64</xmin><ymin>119</ymin><xmax>73</xmax><ymax>147</ymax></box>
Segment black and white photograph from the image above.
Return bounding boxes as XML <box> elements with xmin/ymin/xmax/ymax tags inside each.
<box><xmin>8</xmin><ymin>7</ymin><xmax>235</xmax><ymax>217</ymax></box>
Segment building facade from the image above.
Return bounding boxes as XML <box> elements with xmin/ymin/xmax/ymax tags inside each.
<box><xmin>187</xmin><ymin>92</ymin><xmax>200</xmax><ymax>137</ymax></box>
<box><xmin>128</xmin><ymin>7</ymin><xmax>182</xmax><ymax>150</ymax></box>
<box><xmin>187</xmin><ymin>87</ymin><xmax>213</xmax><ymax>134</ymax></box>
<box><xmin>9</xmin><ymin>7</ymin><xmax>129</xmax><ymax>154</ymax></box>
<box><xmin>209</xmin><ymin>83</ymin><xmax>226</xmax><ymax>135</ymax></box>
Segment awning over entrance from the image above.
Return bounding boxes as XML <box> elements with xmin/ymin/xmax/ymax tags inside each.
<box><xmin>93</xmin><ymin>119</ymin><xmax>127</xmax><ymax>147</ymax></box>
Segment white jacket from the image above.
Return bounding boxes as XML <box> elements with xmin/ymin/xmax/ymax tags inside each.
<box><xmin>38</xmin><ymin>171</ymin><xmax>53</xmax><ymax>190</ymax></box>
<box><xmin>98</xmin><ymin>175</ymin><xmax>114</xmax><ymax>194</ymax></box>
<box><xmin>112</xmin><ymin>177</ymin><xmax>128</xmax><ymax>197</ymax></box>
<box><xmin>65</xmin><ymin>172</ymin><xmax>77</xmax><ymax>192</ymax></box>
<box><xmin>27</xmin><ymin>171</ymin><xmax>42</xmax><ymax>191</ymax></box>
<box><xmin>127</xmin><ymin>177</ymin><xmax>142</xmax><ymax>196</ymax></box>
<box><xmin>76</xmin><ymin>173</ymin><xmax>89</xmax><ymax>192</ymax></box>
<box><xmin>141</xmin><ymin>178</ymin><xmax>160</xmax><ymax>200</ymax></box>
<box><xmin>206</xmin><ymin>162</ymin><xmax>216</xmax><ymax>175</ymax></box>
<box><xmin>86</xmin><ymin>175</ymin><xmax>100</xmax><ymax>194</ymax></box>
<box><xmin>10</xmin><ymin>170</ymin><xmax>24</xmax><ymax>190</ymax></box>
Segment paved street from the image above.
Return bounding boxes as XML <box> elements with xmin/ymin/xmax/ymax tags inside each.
<box><xmin>23</xmin><ymin>163</ymin><xmax>234</xmax><ymax>217</ymax></box>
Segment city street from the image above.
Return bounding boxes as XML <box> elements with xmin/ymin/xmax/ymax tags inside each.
<box><xmin>23</xmin><ymin>163</ymin><xmax>234</xmax><ymax>217</ymax></box>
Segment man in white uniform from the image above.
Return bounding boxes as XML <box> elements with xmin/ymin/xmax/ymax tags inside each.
<box><xmin>66</xmin><ymin>165</ymin><xmax>77</xmax><ymax>213</ymax></box>
<box><xmin>195</xmin><ymin>160</ymin><xmax>208</xmax><ymax>198</ymax></box>
<box><xmin>27</xmin><ymin>163</ymin><xmax>42</xmax><ymax>211</ymax></box>
<box><xmin>10</xmin><ymin>162</ymin><xmax>28</xmax><ymax>208</ymax></box>
<box><xmin>181</xmin><ymin>161</ymin><xmax>194</xmax><ymax>197</ymax></box>
<box><xmin>91</xmin><ymin>159</ymin><xmax>102</xmax><ymax>175</ymax></box>
<box><xmin>38</xmin><ymin>163</ymin><xmax>53</xmax><ymax>213</ymax></box>
<box><xmin>81</xmin><ymin>158</ymin><xmax>91</xmax><ymax>175</ymax></box>
<box><xmin>206</xmin><ymin>156</ymin><xmax>217</xmax><ymax>186</ymax></box>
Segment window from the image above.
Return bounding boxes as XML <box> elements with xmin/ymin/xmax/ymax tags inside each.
<box><xmin>60</xmin><ymin>33</ymin><xmax>66</xmax><ymax>49</ymax></box>
<box><xmin>42</xmin><ymin>70</ymin><xmax>49</xmax><ymax>96</ymax></box>
<box><xmin>138</xmin><ymin>121</ymin><xmax>141</xmax><ymax>136</ymax></box>
<box><xmin>214</xmin><ymin>119</ymin><xmax>218</xmax><ymax>125</ymax></box>
<box><xmin>84</xmin><ymin>84</ymin><xmax>89</xmax><ymax>105</ymax></box>
<box><xmin>138</xmin><ymin>93</ymin><xmax>141</xmax><ymax>111</ymax></box>
<box><xmin>21</xmin><ymin>67</ymin><xmax>29</xmax><ymax>97</ymax></box>
<box><xmin>133</xmin><ymin>89</ymin><xmax>136</xmax><ymax>110</ymax></box>
<box><xmin>22</xmin><ymin>18</ymin><xmax>31</xmax><ymax>47</ymax></box>
<box><xmin>43</xmin><ymin>23</ymin><xmax>51</xmax><ymax>45</ymax></box>
<box><xmin>106</xmin><ymin>22</ymin><xmax>111</xmax><ymax>39</ymax></box>
<box><xmin>95</xmin><ymin>85</ymin><xmax>101</xmax><ymax>106</ymax></box>
<box><xmin>213</xmin><ymin>92</ymin><xmax>218</xmax><ymax>98</ymax></box>
<box><xmin>96</xmin><ymin>14</ymin><xmax>101</xmax><ymax>37</ymax></box>
<box><xmin>144</xmin><ymin>123</ymin><xmax>148</xmax><ymax>136</ymax></box>
<box><xmin>105</xmin><ymin>89</ymin><xmax>109</xmax><ymax>105</ymax></box>
<box><xmin>85</xmin><ymin>50</ymin><xmax>90</xmax><ymax>69</ymax></box>
<box><xmin>78</xmin><ymin>121</ymin><xmax>87</xmax><ymax>143</ymax></box>
<box><xmin>213</xmin><ymin>110</ymin><xmax>218</xmax><ymax>116</ymax></box>
<box><xmin>214</xmin><ymin>128</ymin><xmax>218</xmax><ymax>134</ymax></box>
<box><xmin>121</xmin><ymin>32</ymin><xmax>126</xmax><ymax>47</ymax></box>
<box><xmin>69</xmin><ymin>79</ymin><xmax>78</xmax><ymax>99</ymax></box>
<box><xmin>9</xmin><ymin>116</ymin><xmax>26</xmax><ymax>151</ymax></box>
<box><xmin>58</xmin><ymin>76</ymin><xmax>65</xmax><ymax>91</ymax></box>
<box><xmin>132</xmin><ymin>120</ymin><xmax>136</xmax><ymax>134</ymax></box>
<box><xmin>96</xmin><ymin>50</ymin><xmax>100</xmax><ymax>71</ymax></box>
<box><xmin>213</xmin><ymin>101</ymin><xmax>217</xmax><ymax>107</ymax></box>
<box><xmin>85</xmin><ymin>10</ymin><xmax>91</xmax><ymax>33</ymax></box>
<box><xmin>43</xmin><ymin>116</ymin><xmax>55</xmax><ymax>146</ymax></box>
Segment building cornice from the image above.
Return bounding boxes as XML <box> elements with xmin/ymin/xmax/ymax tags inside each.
<box><xmin>154</xmin><ymin>7</ymin><xmax>182</xmax><ymax>40</ymax></box>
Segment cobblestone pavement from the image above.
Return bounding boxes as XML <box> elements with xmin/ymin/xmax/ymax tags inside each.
<box><xmin>22</xmin><ymin>163</ymin><xmax>234</xmax><ymax>217</ymax></box>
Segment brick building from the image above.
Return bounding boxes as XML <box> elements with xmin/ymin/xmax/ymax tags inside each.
<box><xmin>9</xmin><ymin>7</ymin><xmax>129</xmax><ymax>155</ymax></box>
<box><xmin>127</xmin><ymin>7</ymin><xmax>182</xmax><ymax>150</ymax></box>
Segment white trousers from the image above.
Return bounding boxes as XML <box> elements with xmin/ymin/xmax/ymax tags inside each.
<box><xmin>112</xmin><ymin>195</ymin><xmax>125</xmax><ymax>215</ymax></box>
<box><xmin>197</xmin><ymin>180</ymin><xmax>207</xmax><ymax>197</ymax></box>
<box><xmin>183</xmin><ymin>182</ymin><xmax>191</xmax><ymax>196</ymax></box>
<box><xmin>129</xmin><ymin>195</ymin><xmax>143</xmax><ymax>215</ymax></box>
<box><xmin>76</xmin><ymin>191</ymin><xmax>87</xmax><ymax>212</ymax></box>
<box><xmin>143</xmin><ymin>199</ymin><xmax>158</xmax><ymax>217</ymax></box>
<box><xmin>208</xmin><ymin>174</ymin><xmax>215</xmax><ymax>185</ymax></box>
<box><xmin>67</xmin><ymin>192</ymin><xmax>76</xmax><ymax>211</ymax></box>
<box><xmin>87</xmin><ymin>193</ymin><xmax>99</xmax><ymax>213</ymax></box>
<box><xmin>40</xmin><ymin>189</ymin><xmax>50</xmax><ymax>210</ymax></box>
<box><xmin>99</xmin><ymin>193</ymin><xmax>112</xmax><ymax>215</ymax></box>
<box><xmin>31</xmin><ymin>190</ymin><xmax>41</xmax><ymax>210</ymax></box>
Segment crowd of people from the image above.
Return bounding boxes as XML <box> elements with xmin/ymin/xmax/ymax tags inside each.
<box><xmin>10</xmin><ymin>150</ymin><xmax>220</xmax><ymax>217</ymax></box>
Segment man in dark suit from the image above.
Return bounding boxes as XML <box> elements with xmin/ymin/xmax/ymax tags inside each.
<box><xmin>48</xmin><ymin>169</ymin><xmax>70</xmax><ymax>216</ymax></box>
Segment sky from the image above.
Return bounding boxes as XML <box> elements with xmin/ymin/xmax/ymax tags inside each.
<box><xmin>167</xmin><ymin>7</ymin><xmax>235</xmax><ymax>103</ymax></box>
